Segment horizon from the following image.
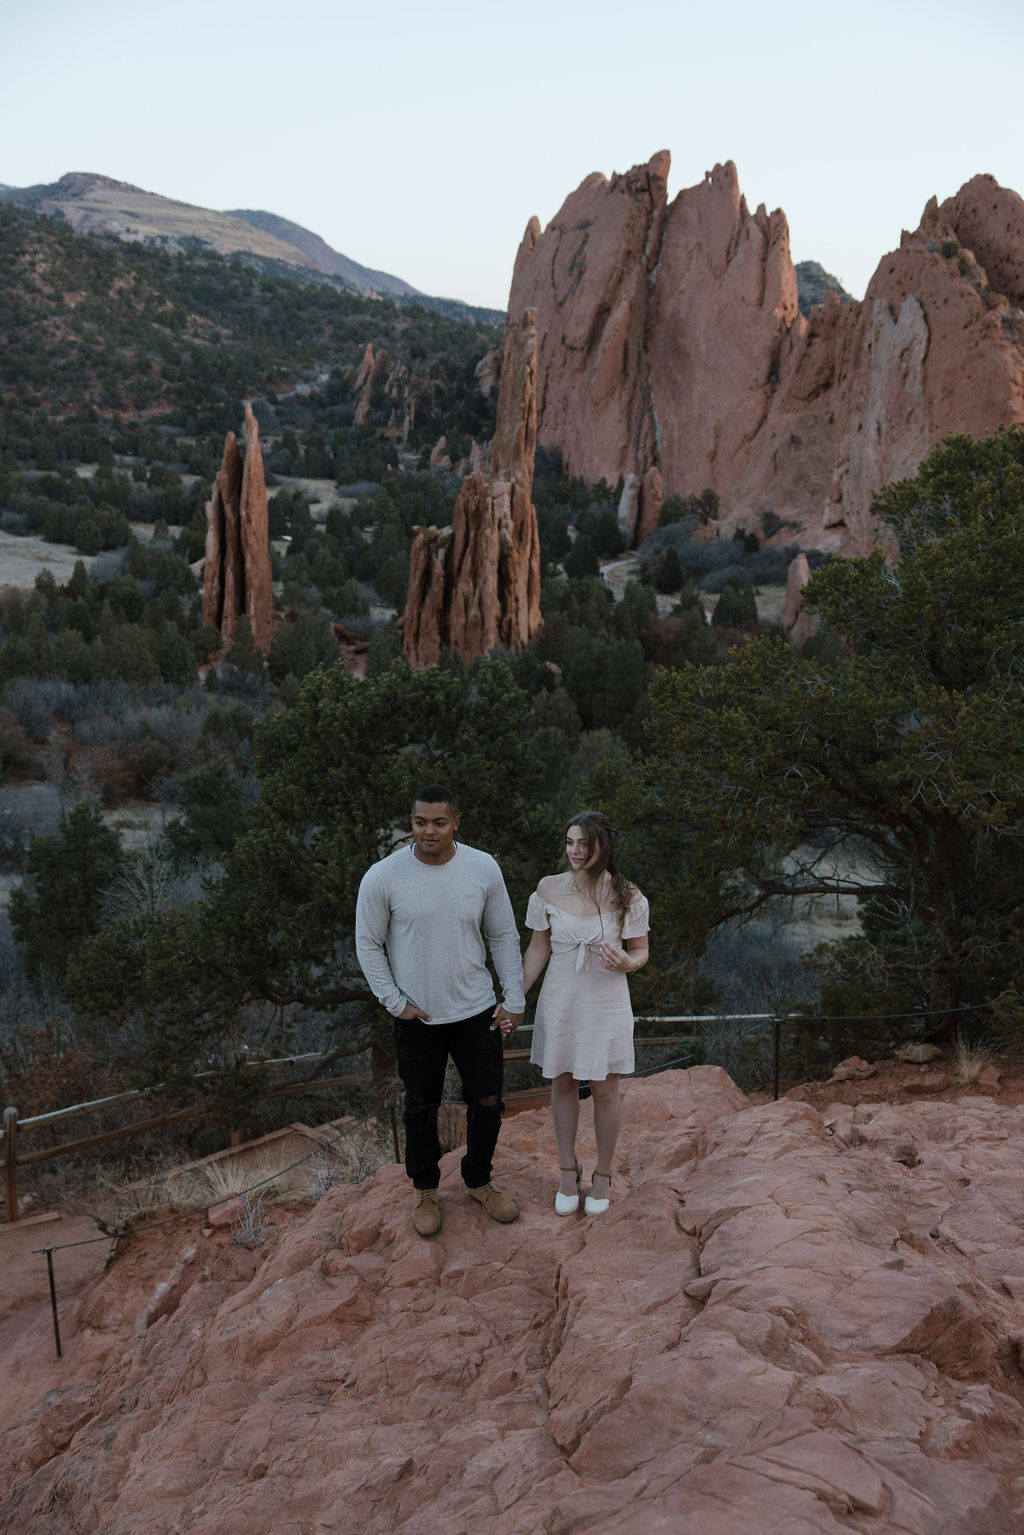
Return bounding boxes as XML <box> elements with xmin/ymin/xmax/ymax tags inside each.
<box><xmin>3</xmin><ymin>0</ymin><xmax>1024</xmax><ymax>309</ymax></box>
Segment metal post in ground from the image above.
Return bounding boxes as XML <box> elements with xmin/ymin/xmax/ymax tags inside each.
<box><xmin>44</xmin><ymin>1248</ymin><xmax>62</xmax><ymax>1359</ymax></box>
<box><xmin>3</xmin><ymin>1106</ymin><xmax>18</xmax><ymax>1224</ymax></box>
<box><xmin>773</xmin><ymin>1018</ymin><xmax>782</xmax><ymax>1101</ymax></box>
<box><xmin>389</xmin><ymin>1103</ymin><xmax>401</xmax><ymax>1163</ymax></box>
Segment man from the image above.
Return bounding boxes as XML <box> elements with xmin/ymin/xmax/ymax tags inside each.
<box><xmin>355</xmin><ymin>784</ymin><xmax>525</xmax><ymax>1237</ymax></box>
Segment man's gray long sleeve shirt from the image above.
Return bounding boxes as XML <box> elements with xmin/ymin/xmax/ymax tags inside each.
<box><xmin>354</xmin><ymin>843</ymin><xmax>526</xmax><ymax>1023</ymax></box>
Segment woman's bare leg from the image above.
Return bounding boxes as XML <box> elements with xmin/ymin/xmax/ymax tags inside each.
<box><xmin>551</xmin><ymin>1072</ymin><xmax>581</xmax><ymax>1195</ymax></box>
<box><xmin>588</xmin><ymin>1075</ymin><xmax>621</xmax><ymax>1199</ymax></box>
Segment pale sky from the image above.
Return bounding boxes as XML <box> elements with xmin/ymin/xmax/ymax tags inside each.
<box><xmin>2</xmin><ymin>0</ymin><xmax>1022</xmax><ymax>310</ymax></box>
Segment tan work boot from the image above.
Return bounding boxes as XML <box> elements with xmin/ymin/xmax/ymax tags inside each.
<box><xmin>466</xmin><ymin>1182</ymin><xmax>519</xmax><ymax>1223</ymax></box>
<box><xmin>412</xmin><ymin>1187</ymin><xmax>441</xmax><ymax>1237</ymax></box>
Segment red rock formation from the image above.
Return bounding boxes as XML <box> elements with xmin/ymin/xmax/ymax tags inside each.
<box><xmin>201</xmin><ymin>404</ymin><xmax>275</xmax><ymax>652</ymax></box>
<box><xmin>402</xmin><ymin>310</ymin><xmax>542</xmax><ymax>667</ymax></box>
<box><xmin>474</xmin><ymin>343</ymin><xmax>502</xmax><ymax>398</ymax></box>
<box><xmin>781</xmin><ymin>551</ymin><xmax>817</xmax><ymax>647</ymax></box>
<box><xmin>350</xmin><ymin>341</ymin><xmax>382</xmax><ymax>427</ymax></box>
<box><xmin>7</xmin><ymin>1069</ymin><xmax>1024</xmax><ymax>1531</ymax></box>
<box><xmin>508</xmin><ymin>155</ymin><xmax>668</xmax><ymax>499</ymax></box>
<box><xmin>350</xmin><ymin>343</ymin><xmax>418</xmax><ymax>440</ymax></box>
<box><xmin>510</xmin><ymin>154</ymin><xmax>1024</xmax><ymax>554</ymax></box>
<box><xmin>635</xmin><ymin>465</ymin><xmax>663</xmax><ymax>545</ymax></box>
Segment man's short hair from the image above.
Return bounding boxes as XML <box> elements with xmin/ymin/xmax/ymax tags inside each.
<box><xmin>411</xmin><ymin>784</ymin><xmax>459</xmax><ymax>814</ymax></box>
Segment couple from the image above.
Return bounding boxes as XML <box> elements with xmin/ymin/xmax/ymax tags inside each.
<box><xmin>355</xmin><ymin>784</ymin><xmax>650</xmax><ymax>1237</ymax></box>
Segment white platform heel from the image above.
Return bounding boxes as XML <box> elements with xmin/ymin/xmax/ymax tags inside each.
<box><xmin>555</xmin><ymin>1161</ymin><xmax>582</xmax><ymax>1215</ymax></box>
<box><xmin>585</xmin><ymin>1170</ymin><xmax>612</xmax><ymax>1215</ymax></box>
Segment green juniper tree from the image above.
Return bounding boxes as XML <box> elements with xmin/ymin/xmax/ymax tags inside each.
<box><xmin>627</xmin><ymin>428</ymin><xmax>1024</xmax><ymax>1031</ymax></box>
<box><xmin>68</xmin><ymin>655</ymin><xmax>553</xmax><ymax>1092</ymax></box>
<box><xmin>10</xmin><ymin>803</ymin><xmax>126</xmax><ymax>984</ymax></box>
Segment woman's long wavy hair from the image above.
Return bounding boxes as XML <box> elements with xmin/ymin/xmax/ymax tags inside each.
<box><xmin>562</xmin><ymin>810</ymin><xmax>634</xmax><ymax>923</ymax></box>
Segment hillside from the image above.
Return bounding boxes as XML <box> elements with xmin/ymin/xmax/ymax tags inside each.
<box><xmin>0</xmin><ymin>172</ymin><xmax>416</xmax><ymax>298</ymax></box>
<box><xmin>0</xmin><ymin>199</ymin><xmax>499</xmax><ymax>460</ymax></box>
<box><xmin>225</xmin><ymin>207</ymin><xmax>421</xmax><ymax>297</ymax></box>
<box><xmin>3</xmin><ymin>1067</ymin><xmax>1024</xmax><ymax>1532</ymax></box>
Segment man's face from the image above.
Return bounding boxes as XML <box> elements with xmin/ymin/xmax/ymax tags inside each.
<box><xmin>410</xmin><ymin>800</ymin><xmax>460</xmax><ymax>863</ymax></box>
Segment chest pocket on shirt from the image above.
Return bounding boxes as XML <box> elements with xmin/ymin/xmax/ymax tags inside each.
<box><xmin>457</xmin><ymin>889</ymin><xmax>484</xmax><ymax>926</ymax></box>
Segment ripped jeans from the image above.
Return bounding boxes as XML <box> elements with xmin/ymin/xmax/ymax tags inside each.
<box><xmin>394</xmin><ymin>1008</ymin><xmax>504</xmax><ymax>1189</ymax></box>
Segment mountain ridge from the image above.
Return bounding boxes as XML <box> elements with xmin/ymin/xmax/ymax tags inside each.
<box><xmin>224</xmin><ymin>207</ymin><xmax>421</xmax><ymax>298</ymax></box>
<box><xmin>0</xmin><ymin>170</ymin><xmax>420</xmax><ymax>301</ymax></box>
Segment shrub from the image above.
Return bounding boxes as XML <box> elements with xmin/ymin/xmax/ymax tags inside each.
<box><xmin>9</xmin><ymin>802</ymin><xmax>126</xmax><ymax>982</ymax></box>
<box><xmin>563</xmin><ymin>533</ymin><xmax>600</xmax><ymax>580</ymax></box>
<box><xmin>712</xmin><ymin>579</ymin><xmax>758</xmax><ymax>627</ymax></box>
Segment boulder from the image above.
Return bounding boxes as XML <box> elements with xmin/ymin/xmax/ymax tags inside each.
<box><xmin>830</xmin><ymin>1055</ymin><xmax>876</xmax><ymax>1082</ymax></box>
<box><xmin>898</xmin><ymin>1043</ymin><xmax>944</xmax><ymax>1064</ymax></box>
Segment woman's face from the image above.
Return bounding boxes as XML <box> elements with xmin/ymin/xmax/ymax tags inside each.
<box><xmin>566</xmin><ymin>825</ymin><xmax>598</xmax><ymax>872</ymax></box>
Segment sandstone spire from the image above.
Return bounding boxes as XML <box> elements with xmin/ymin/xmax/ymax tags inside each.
<box><xmin>401</xmin><ymin>311</ymin><xmax>543</xmax><ymax>668</ymax></box>
<box><xmin>201</xmin><ymin>403</ymin><xmax>275</xmax><ymax>652</ymax></box>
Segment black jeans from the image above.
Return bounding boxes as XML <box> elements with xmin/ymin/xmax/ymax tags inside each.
<box><xmin>394</xmin><ymin>1008</ymin><xmax>504</xmax><ymax>1190</ymax></box>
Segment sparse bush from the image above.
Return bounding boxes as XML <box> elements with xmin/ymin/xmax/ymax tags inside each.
<box><xmin>0</xmin><ymin>784</ymin><xmax>62</xmax><ymax>870</ymax></box>
<box><xmin>637</xmin><ymin>520</ymin><xmax>826</xmax><ymax>593</ymax></box>
<box><xmin>4</xmin><ymin>677</ymin><xmax>76</xmax><ymax>743</ymax></box>
<box><xmin>230</xmin><ymin>1190</ymin><xmax>276</xmax><ymax>1249</ymax></box>
<box><xmin>950</xmin><ymin>1029</ymin><xmax>994</xmax><ymax>1087</ymax></box>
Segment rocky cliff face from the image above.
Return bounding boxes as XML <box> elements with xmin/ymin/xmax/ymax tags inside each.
<box><xmin>201</xmin><ymin>404</ymin><xmax>275</xmax><ymax>652</ymax></box>
<box><xmin>402</xmin><ymin>310</ymin><xmax>542</xmax><ymax>666</ymax></box>
<box><xmin>509</xmin><ymin>154</ymin><xmax>1024</xmax><ymax>553</ymax></box>
<box><xmin>5</xmin><ymin>1068</ymin><xmax>1024</xmax><ymax>1532</ymax></box>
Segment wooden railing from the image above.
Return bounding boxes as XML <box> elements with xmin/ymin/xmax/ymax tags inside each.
<box><xmin>2</xmin><ymin>1015</ymin><xmax>782</xmax><ymax>1222</ymax></box>
<box><xmin>1</xmin><ymin>1048</ymin><xmax>374</xmax><ymax>1224</ymax></box>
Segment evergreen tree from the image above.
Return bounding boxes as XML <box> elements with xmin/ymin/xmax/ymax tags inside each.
<box><xmin>634</xmin><ymin>428</ymin><xmax>1024</xmax><ymax>1029</ymax></box>
<box><xmin>10</xmin><ymin>803</ymin><xmax>126</xmax><ymax>982</ymax></box>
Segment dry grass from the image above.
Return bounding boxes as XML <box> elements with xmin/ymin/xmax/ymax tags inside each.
<box><xmin>950</xmin><ymin>1030</ymin><xmax>994</xmax><ymax>1088</ymax></box>
<box><xmin>67</xmin><ymin>1127</ymin><xmax>394</xmax><ymax>1235</ymax></box>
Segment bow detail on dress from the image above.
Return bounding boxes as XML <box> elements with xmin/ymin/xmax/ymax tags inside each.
<box><xmin>551</xmin><ymin>935</ymin><xmax>604</xmax><ymax>973</ymax></box>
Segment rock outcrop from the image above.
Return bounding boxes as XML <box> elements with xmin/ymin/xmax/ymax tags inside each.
<box><xmin>7</xmin><ymin>1069</ymin><xmax>1024</xmax><ymax>1532</ymax></box>
<box><xmin>201</xmin><ymin>404</ymin><xmax>274</xmax><ymax>652</ymax></box>
<box><xmin>781</xmin><ymin>551</ymin><xmax>817</xmax><ymax>647</ymax></box>
<box><xmin>508</xmin><ymin>154</ymin><xmax>1024</xmax><ymax>554</ymax></box>
<box><xmin>402</xmin><ymin>310</ymin><xmax>542</xmax><ymax>667</ymax></box>
<box><xmin>349</xmin><ymin>343</ymin><xmax>417</xmax><ymax>441</ymax></box>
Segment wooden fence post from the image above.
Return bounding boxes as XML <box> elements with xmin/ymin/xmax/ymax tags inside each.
<box><xmin>4</xmin><ymin>1107</ymin><xmax>18</xmax><ymax>1223</ymax></box>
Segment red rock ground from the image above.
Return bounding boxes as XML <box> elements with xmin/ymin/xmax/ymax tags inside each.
<box><xmin>4</xmin><ymin>1064</ymin><xmax>1024</xmax><ymax>1533</ymax></box>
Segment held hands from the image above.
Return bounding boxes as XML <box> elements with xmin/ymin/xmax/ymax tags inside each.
<box><xmin>491</xmin><ymin>1006</ymin><xmax>524</xmax><ymax>1037</ymax></box>
<box><xmin>600</xmin><ymin>942</ymin><xmax>636</xmax><ymax>974</ymax></box>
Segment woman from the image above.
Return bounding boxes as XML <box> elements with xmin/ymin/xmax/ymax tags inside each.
<box><xmin>522</xmin><ymin>811</ymin><xmax>649</xmax><ymax>1215</ymax></box>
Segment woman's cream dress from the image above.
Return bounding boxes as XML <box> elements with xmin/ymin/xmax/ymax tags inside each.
<box><xmin>526</xmin><ymin>882</ymin><xmax>650</xmax><ymax>1081</ymax></box>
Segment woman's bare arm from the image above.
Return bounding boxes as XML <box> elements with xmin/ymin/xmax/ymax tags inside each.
<box><xmin>523</xmin><ymin>928</ymin><xmax>552</xmax><ymax>992</ymax></box>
